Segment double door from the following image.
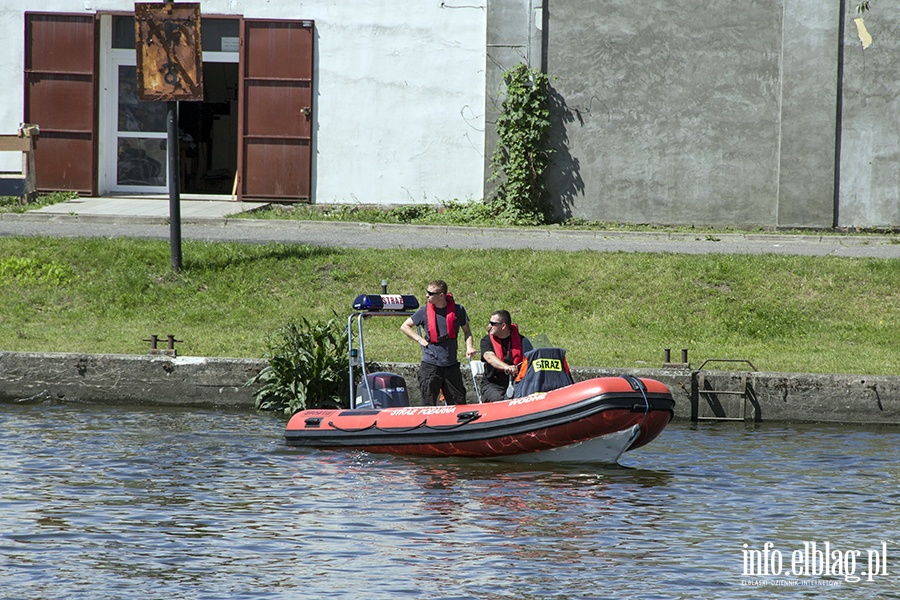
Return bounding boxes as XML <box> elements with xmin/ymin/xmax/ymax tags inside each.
<box><xmin>25</xmin><ymin>13</ymin><xmax>314</xmax><ymax>201</ymax></box>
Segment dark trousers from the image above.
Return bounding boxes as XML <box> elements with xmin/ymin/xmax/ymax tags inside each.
<box><xmin>480</xmin><ymin>380</ymin><xmax>509</xmax><ymax>403</ymax></box>
<box><xmin>417</xmin><ymin>362</ymin><xmax>467</xmax><ymax>405</ymax></box>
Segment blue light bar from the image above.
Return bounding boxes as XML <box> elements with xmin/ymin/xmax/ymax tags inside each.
<box><xmin>352</xmin><ymin>294</ymin><xmax>420</xmax><ymax>311</ymax></box>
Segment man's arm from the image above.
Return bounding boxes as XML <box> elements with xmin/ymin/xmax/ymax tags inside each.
<box><xmin>462</xmin><ymin>323</ymin><xmax>477</xmax><ymax>359</ymax></box>
<box><xmin>400</xmin><ymin>317</ymin><xmax>428</xmax><ymax>348</ymax></box>
<box><xmin>482</xmin><ymin>350</ymin><xmax>515</xmax><ymax>374</ymax></box>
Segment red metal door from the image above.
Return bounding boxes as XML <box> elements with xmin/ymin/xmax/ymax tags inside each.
<box><xmin>238</xmin><ymin>19</ymin><xmax>314</xmax><ymax>201</ymax></box>
<box><xmin>25</xmin><ymin>13</ymin><xmax>98</xmax><ymax>195</ymax></box>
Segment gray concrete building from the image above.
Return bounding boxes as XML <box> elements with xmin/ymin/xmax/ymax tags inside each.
<box><xmin>486</xmin><ymin>0</ymin><xmax>899</xmax><ymax>229</ymax></box>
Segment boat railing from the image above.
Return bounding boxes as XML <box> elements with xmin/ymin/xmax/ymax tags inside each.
<box><xmin>348</xmin><ymin>309</ymin><xmax>416</xmax><ymax>410</ymax></box>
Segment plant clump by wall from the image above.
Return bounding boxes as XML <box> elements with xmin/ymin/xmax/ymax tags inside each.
<box><xmin>248</xmin><ymin>316</ymin><xmax>349</xmax><ymax>415</ymax></box>
<box><xmin>490</xmin><ymin>63</ymin><xmax>553</xmax><ymax>225</ymax></box>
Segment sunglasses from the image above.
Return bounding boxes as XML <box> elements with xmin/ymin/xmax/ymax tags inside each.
<box><xmin>426</xmin><ymin>290</ymin><xmax>443</xmax><ymax>296</ymax></box>
<box><xmin>489</xmin><ymin>321</ymin><xmax>504</xmax><ymax>327</ymax></box>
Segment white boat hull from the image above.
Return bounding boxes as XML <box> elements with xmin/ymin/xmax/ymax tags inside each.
<box><xmin>494</xmin><ymin>424</ymin><xmax>642</xmax><ymax>464</ymax></box>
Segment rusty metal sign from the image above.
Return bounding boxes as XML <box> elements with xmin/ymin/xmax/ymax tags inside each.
<box><xmin>135</xmin><ymin>2</ymin><xmax>203</xmax><ymax>101</ymax></box>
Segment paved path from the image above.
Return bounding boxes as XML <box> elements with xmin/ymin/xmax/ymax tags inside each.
<box><xmin>1</xmin><ymin>197</ymin><xmax>898</xmax><ymax>258</ymax></box>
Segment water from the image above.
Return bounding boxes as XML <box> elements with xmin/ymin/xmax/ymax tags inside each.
<box><xmin>1</xmin><ymin>403</ymin><xmax>898</xmax><ymax>599</ymax></box>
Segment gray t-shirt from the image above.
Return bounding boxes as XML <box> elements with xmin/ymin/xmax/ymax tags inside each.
<box><xmin>410</xmin><ymin>303</ymin><xmax>469</xmax><ymax>367</ymax></box>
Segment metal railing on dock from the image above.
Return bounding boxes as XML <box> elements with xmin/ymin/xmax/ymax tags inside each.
<box><xmin>691</xmin><ymin>359</ymin><xmax>760</xmax><ymax>422</ymax></box>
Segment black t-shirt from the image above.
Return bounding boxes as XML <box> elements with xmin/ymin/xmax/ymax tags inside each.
<box><xmin>479</xmin><ymin>334</ymin><xmax>533</xmax><ymax>386</ymax></box>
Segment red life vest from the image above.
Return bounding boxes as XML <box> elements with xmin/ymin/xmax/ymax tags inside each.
<box><xmin>426</xmin><ymin>293</ymin><xmax>457</xmax><ymax>343</ymax></box>
<box><xmin>490</xmin><ymin>324</ymin><xmax>523</xmax><ymax>365</ymax></box>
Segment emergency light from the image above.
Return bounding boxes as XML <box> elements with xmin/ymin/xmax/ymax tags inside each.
<box><xmin>352</xmin><ymin>294</ymin><xmax>419</xmax><ymax>312</ymax></box>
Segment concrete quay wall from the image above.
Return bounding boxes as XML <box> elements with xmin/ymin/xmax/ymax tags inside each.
<box><xmin>0</xmin><ymin>352</ymin><xmax>264</xmax><ymax>409</ymax></box>
<box><xmin>1</xmin><ymin>352</ymin><xmax>898</xmax><ymax>426</ymax></box>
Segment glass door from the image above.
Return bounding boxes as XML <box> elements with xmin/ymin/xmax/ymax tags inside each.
<box><xmin>114</xmin><ymin>63</ymin><xmax>168</xmax><ymax>192</ymax></box>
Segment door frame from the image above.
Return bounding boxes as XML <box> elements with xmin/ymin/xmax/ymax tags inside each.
<box><xmin>99</xmin><ymin>14</ymin><xmax>166</xmax><ymax>194</ymax></box>
<box><xmin>98</xmin><ymin>13</ymin><xmax>241</xmax><ymax>196</ymax></box>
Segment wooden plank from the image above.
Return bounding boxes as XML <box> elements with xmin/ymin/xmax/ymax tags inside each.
<box><xmin>0</xmin><ymin>137</ymin><xmax>32</xmax><ymax>152</ymax></box>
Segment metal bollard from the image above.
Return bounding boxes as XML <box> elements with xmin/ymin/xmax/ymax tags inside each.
<box><xmin>144</xmin><ymin>334</ymin><xmax>181</xmax><ymax>356</ymax></box>
<box><xmin>143</xmin><ymin>334</ymin><xmax>160</xmax><ymax>352</ymax></box>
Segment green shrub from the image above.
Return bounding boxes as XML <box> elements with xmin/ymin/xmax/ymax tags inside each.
<box><xmin>439</xmin><ymin>199</ymin><xmax>498</xmax><ymax>224</ymax></box>
<box><xmin>490</xmin><ymin>63</ymin><xmax>553</xmax><ymax>225</ymax></box>
<box><xmin>388</xmin><ymin>203</ymin><xmax>435</xmax><ymax>223</ymax></box>
<box><xmin>248</xmin><ymin>316</ymin><xmax>350</xmax><ymax>415</ymax></box>
<box><xmin>0</xmin><ymin>256</ymin><xmax>74</xmax><ymax>286</ymax></box>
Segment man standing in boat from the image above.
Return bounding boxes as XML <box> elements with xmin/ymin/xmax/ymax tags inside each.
<box><xmin>400</xmin><ymin>280</ymin><xmax>477</xmax><ymax>405</ymax></box>
<box><xmin>479</xmin><ymin>310</ymin><xmax>534</xmax><ymax>402</ymax></box>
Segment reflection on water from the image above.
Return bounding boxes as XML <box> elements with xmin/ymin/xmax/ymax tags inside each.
<box><xmin>1</xmin><ymin>403</ymin><xmax>898</xmax><ymax>599</ymax></box>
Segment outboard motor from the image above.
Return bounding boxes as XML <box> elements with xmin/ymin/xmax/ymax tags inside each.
<box><xmin>355</xmin><ymin>372</ymin><xmax>410</xmax><ymax>409</ymax></box>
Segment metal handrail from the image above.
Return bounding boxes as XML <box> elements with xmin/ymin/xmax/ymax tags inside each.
<box><xmin>696</xmin><ymin>358</ymin><xmax>757</xmax><ymax>372</ymax></box>
<box><xmin>348</xmin><ymin>310</ymin><xmax>415</xmax><ymax>409</ymax></box>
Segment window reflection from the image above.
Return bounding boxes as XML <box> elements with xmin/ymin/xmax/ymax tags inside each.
<box><xmin>117</xmin><ymin>138</ymin><xmax>166</xmax><ymax>186</ymax></box>
<box><xmin>118</xmin><ymin>65</ymin><xmax>166</xmax><ymax>133</ymax></box>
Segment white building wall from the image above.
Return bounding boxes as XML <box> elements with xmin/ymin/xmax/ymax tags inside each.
<box><xmin>0</xmin><ymin>1</ymin><xmax>37</xmax><ymax>173</ymax></box>
<box><xmin>0</xmin><ymin>0</ymin><xmax>488</xmax><ymax>205</ymax></box>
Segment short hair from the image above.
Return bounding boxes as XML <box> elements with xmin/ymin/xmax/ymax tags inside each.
<box><xmin>428</xmin><ymin>279</ymin><xmax>448</xmax><ymax>294</ymax></box>
<box><xmin>491</xmin><ymin>309</ymin><xmax>511</xmax><ymax>325</ymax></box>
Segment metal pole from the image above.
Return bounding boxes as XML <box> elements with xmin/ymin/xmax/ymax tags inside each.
<box><xmin>164</xmin><ymin>0</ymin><xmax>182</xmax><ymax>272</ymax></box>
<box><xmin>167</xmin><ymin>99</ymin><xmax>182</xmax><ymax>271</ymax></box>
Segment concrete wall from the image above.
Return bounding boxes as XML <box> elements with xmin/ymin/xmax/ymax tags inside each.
<box><xmin>839</xmin><ymin>5</ymin><xmax>900</xmax><ymax>228</ymax></box>
<box><xmin>483</xmin><ymin>0</ymin><xmax>545</xmax><ymax>199</ymax></box>
<box><xmin>489</xmin><ymin>0</ymin><xmax>898</xmax><ymax>229</ymax></box>
<box><xmin>778</xmin><ymin>0</ymin><xmax>841</xmax><ymax>228</ymax></box>
<box><xmin>0</xmin><ymin>0</ymin><xmax>487</xmax><ymax>205</ymax></box>
<box><xmin>0</xmin><ymin>352</ymin><xmax>264</xmax><ymax>407</ymax></box>
<box><xmin>543</xmin><ymin>0</ymin><xmax>784</xmax><ymax>227</ymax></box>
<box><xmin>2</xmin><ymin>352</ymin><xmax>898</xmax><ymax>425</ymax></box>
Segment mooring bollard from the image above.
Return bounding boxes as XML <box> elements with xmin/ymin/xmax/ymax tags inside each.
<box><xmin>143</xmin><ymin>334</ymin><xmax>181</xmax><ymax>357</ymax></box>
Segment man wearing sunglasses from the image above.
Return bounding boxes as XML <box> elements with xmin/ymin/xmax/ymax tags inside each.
<box><xmin>480</xmin><ymin>310</ymin><xmax>534</xmax><ymax>403</ymax></box>
<box><xmin>400</xmin><ymin>279</ymin><xmax>476</xmax><ymax>405</ymax></box>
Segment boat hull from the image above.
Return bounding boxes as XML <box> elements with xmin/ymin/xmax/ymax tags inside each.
<box><xmin>285</xmin><ymin>376</ymin><xmax>675</xmax><ymax>464</ymax></box>
<box><xmin>495</xmin><ymin>425</ymin><xmax>641</xmax><ymax>464</ymax></box>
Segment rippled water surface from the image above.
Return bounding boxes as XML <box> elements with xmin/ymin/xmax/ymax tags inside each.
<box><xmin>1</xmin><ymin>403</ymin><xmax>898</xmax><ymax>599</ymax></box>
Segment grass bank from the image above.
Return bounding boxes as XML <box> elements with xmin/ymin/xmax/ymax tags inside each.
<box><xmin>1</xmin><ymin>236</ymin><xmax>897</xmax><ymax>376</ymax></box>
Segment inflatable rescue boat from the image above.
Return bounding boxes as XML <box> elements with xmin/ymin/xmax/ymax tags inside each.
<box><xmin>283</xmin><ymin>289</ymin><xmax>675</xmax><ymax>464</ymax></box>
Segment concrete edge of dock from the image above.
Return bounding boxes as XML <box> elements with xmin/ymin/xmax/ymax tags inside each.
<box><xmin>1</xmin><ymin>352</ymin><xmax>898</xmax><ymax>425</ymax></box>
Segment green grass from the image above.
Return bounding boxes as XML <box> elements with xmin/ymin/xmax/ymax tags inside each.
<box><xmin>233</xmin><ymin>202</ymin><xmax>900</xmax><ymax>237</ymax></box>
<box><xmin>5</xmin><ymin>194</ymin><xmax>898</xmax><ymax>237</ymax></box>
<box><xmin>1</xmin><ymin>236</ymin><xmax>897</xmax><ymax>375</ymax></box>
<box><xmin>0</xmin><ymin>191</ymin><xmax>79</xmax><ymax>213</ymax></box>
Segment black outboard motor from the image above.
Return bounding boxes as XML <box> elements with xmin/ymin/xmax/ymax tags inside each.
<box><xmin>355</xmin><ymin>372</ymin><xmax>411</xmax><ymax>409</ymax></box>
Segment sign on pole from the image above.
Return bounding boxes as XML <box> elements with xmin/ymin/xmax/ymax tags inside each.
<box><xmin>134</xmin><ymin>1</ymin><xmax>203</xmax><ymax>271</ymax></box>
<box><xmin>135</xmin><ymin>2</ymin><xmax>203</xmax><ymax>101</ymax></box>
